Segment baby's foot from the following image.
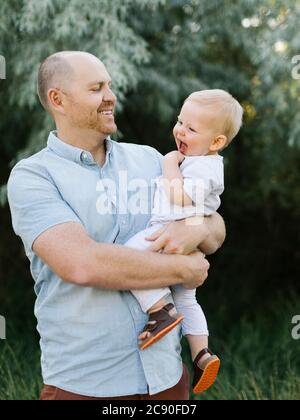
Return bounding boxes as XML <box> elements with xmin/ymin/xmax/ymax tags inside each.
<box><xmin>138</xmin><ymin>330</ymin><xmax>151</xmax><ymax>341</ymax></box>
<box><xmin>192</xmin><ymin>348</ymin><xmax>220</xmax><ymax>394</ymax></box>
<box><xmin>138</xmin><ymin>305</ymin><xmax>166</xmax><ymax>341</ymax></box>
<box><xmin>138</xmin><ymin>303</ymin><xmax>184</xmax><ymax>351</ymax></box>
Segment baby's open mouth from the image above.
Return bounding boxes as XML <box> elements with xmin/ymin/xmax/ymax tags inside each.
<box><xmin>179</xmin><ymin>141</ymin><xmax>188</xmax><ymax>154</ymax></box>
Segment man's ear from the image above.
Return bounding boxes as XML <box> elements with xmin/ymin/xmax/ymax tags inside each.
<box><xmin>47</xmin><ymin>88</ymin><xmax>66</xmax><ymax>116</ymax></box>
<box><xmin>209</xmin><ymin>135</ymin><xmax>227</xmax><ymax>152</ymax></box>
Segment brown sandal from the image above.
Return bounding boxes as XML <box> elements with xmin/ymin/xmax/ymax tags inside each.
<box><xmin>192</xmin><ymin>348</ymin><xmax>220</xmax><ymax>394</ymax></box>
<box><xmin>139</xmin><ymin>303</ymin><xmax>184</xmax><ymax>351</ymax></box>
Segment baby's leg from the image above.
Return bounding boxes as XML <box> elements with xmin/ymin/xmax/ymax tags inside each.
<box><xmin>172</xmin><ymin>285</ymin><xmax>220</xmax><ymax>394</ymax></box>
<box><xmin>172</xmin><ymin>285</ymin><xmax>209</xmax><ymax>359</ymax></box>
<box><xmin>187</xmin><ymin>336</ymin><xmax>209</xmax><ymax>361</ymax></box>
<box><xmin>125</xmin><ymin>224</ymin><xmax>171</xmax><ymax>313</ymax></box>
<box><xmin>125</xmin><ymin>224</ymin><xmax>184</xmax><ymax>350</ymax></box>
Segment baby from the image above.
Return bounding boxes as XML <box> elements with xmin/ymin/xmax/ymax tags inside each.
<box><xmin>125</xmin><ymin>89</ymin><xmax>243</xmax><ymax>394</ymax></box>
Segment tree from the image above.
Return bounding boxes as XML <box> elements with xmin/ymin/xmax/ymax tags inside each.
<box><xmin>0</xmin><ymin>0</ymin><xmax>165</xmax><ymax>203</ymax></box>
<box><xmin>0</xmin><ymin>0</ymin><xmax>299</xmax><ymax>299</ymax></box>
<box><xmin>122</xmin><ymin>0</ymin><xmax>300</xmax><ymax>213</ymax></box>
<box><xmin>118</xmin><ymin>0</ymin><xmax>300</xmax><ymax>298</ymax></box>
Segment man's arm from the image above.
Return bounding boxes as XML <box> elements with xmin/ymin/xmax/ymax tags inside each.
<box><xmin>198</xmin><ymin>212</ymin><xmax>226</xmax><ymax>255</ymax></box>
<box><xmin>146</xmin><ymin>213</ymin><xmax>226</xmax><ymax>256</ymax></box>
<box><xmin>32</xmin><ymin>222</ymin><xmax>210</xmax><ymax>289</ymax></box>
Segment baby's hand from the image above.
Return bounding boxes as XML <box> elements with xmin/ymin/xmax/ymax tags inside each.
<box><xmin>177</xmin><ymin>152</ymin><xmax>186</xmax><ymax>163</ymax></box>
<box><xmin>164</xmin><ymin>150</ymin><xmax>185</xmax><ymax>164</ymax></box>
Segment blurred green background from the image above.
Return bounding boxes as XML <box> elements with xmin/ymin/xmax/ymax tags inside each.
<box><xmin>0</xmin><ymin>0</ymin><xmax>300</xmax><ymax>400</ymax></box>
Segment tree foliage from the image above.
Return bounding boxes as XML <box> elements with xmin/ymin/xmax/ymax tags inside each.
<box><xmin>0</xmin><ymin>0</ymin><xmax>164</xmax><ymax>201</ymax></box>
<box><xmin>122</xmin><ymin>0</ymin><xmax>300</xmax><ymax>216</ymax></box>
<box><xmin>0</xmin><ymin>0</ymin><xmax>299</xmax><ymax>294</ymax></box>
<box><xmin>1</xmin><ymin>2</ymin><xmax>299</xmax><ymax>399</ymax></box>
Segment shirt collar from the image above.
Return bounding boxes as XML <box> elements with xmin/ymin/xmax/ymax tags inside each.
<box><xmin>47</xmin><ymin>131</ymin><xmax>114</xmax><ymax>165</ymax></box>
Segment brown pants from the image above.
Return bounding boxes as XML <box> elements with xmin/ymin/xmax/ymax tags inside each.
<box><xmin>40</xmin><ymin>365</ymin><xmax>190</xmax><ymax>400</ymax></box>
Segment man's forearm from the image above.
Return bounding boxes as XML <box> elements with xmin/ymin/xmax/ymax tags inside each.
<box><xmin>33</xmin><ymin>222</ymin><xmax>209</xmax><ymax>291</ymax></box>
<box><xmin>80</xmin><ymin>242</ymin><xmax>187</xmax><ymax>290</ymax></box>
<box><xmin>199</xmin><ymin>213</ymin><xmax>226</xmax><ymax>255</ymax></box>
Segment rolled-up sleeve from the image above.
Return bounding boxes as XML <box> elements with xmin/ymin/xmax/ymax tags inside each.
<box><xmin>7</xmin><ymin>161</ymin><xmax>81</xmax><ymax>251</ymax></box>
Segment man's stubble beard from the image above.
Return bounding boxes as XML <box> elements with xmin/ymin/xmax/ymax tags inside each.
<box><xmin>70</xmin><ymin>109</ymin><xmax>116</xmax><ymax>135</ymax></box>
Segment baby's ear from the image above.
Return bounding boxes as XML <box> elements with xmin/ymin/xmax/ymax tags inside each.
<box><xmin>210</xmin><ymin>135</ymin><xmax>227</xmax><ymax>152</ymax></box>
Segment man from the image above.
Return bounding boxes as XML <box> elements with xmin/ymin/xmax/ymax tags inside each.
<box><xmin>7</xmin><ymin>51</ymin><xmax>225</xmax><ymax>400</ymax></box>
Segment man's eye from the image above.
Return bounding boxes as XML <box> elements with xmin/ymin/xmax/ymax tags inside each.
<box><xmin>93</xmin><ymin>84</ymin><xmax>104</xmax><ymax>91</ymax></box>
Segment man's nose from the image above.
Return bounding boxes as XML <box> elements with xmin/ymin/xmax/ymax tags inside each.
<box><xmin>103</xmin><ymin>86</ymin><xmax>117</xmax><ymax>103</ymax></box>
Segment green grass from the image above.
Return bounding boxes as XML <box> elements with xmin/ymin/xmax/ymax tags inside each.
<box><xmin>1</xmin><ymin>294</ymin><xmax>299</xmax><ymax>400</ymax></box>
<box><xmin>185</xmin><ymin>329</ymin><xmax>300</xmax><ymax>400</ymax></box>
<box><xmin>185</xmin><ymin>295</ymin><xmax>300</xmax><ymax>400</ymax></box>
<box><xmin>0</xmin><ymin>337</ymin><xmax>42</xmax><ymax>400</ymax></box>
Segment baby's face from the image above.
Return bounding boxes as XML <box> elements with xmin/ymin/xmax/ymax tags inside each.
<box><xmin>173</xmin><ymin>101</ymin><xmax>220</xmax><ymax>156</ymax></box>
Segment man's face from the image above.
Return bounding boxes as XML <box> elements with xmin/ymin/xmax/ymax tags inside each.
<box><xmin>61</xmin><ymin>55</ymin><xmax>117</xmax><ymax>136</ymax></box>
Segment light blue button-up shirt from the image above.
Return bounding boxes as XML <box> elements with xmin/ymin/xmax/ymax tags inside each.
<box><xmin>7</xmin><ymin>131</ymin><xmax>182</xmax><ymax>397</ymax></box>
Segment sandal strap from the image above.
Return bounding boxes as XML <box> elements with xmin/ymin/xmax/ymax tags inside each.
<box><xmin>143</xmin><ymin>320</ymin><xmax>157</xmax><ymax>332</ymax></box>
<box><xmin>141</xmin><ymin>303</ymin><xmax>178</xmax><ymax>333</ymax></box>
<box><xmin>193</xmin><ymin>348</ymin><xmax>214</xmax><ymax>368</ymax></box>
<box><xmin>163</xmin><ymin>303</ymin><xmax>175</xmax><ymax>312</ymax></box>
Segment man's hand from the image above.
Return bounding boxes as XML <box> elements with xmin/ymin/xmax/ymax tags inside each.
<box><xmin>145</xmin><ymin>218</ymin><xmax>209</xmax><ymax>255</ymax></box>
<box><xmin>146</xmin><ymin>214</ymin><xmax>225</xmax><ymax>256</ymax></box>
<box><xmin>181</xmin><ymin>251</ymin><xmax>210</xmax><ymax>288</ymax></box>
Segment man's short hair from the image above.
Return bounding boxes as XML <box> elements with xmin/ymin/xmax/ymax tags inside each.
<box><xmin>37</xmin><ymin>52</ymin><xmax>75</xmax><ymax>112</ymax></box>
<box><xmin>186</xmin><ymin>89</ymin><xmax>244</xmax><ymax>144</ymax></box>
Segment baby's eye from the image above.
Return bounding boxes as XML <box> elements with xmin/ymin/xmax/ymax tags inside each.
<box><xmin>189</xmin><ymin>127</ymin><xmax>196</xmax><ymax>133</ymax></box>
<box><xmin>177</xmin><ymin>119</ymin><xmax>182</xmax><ymax>125</ymax></box>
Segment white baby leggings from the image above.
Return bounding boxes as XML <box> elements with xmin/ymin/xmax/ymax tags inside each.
<box><xmin>125</xmin><ymin>223</ymin><xmax>209</xmax><ymax>336</ymax></box>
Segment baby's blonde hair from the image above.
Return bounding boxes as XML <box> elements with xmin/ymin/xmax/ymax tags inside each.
<box><xmin>185</xmin><ymin>89</ymin><xmax>243</xmax><ymax>145</ymax></box>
